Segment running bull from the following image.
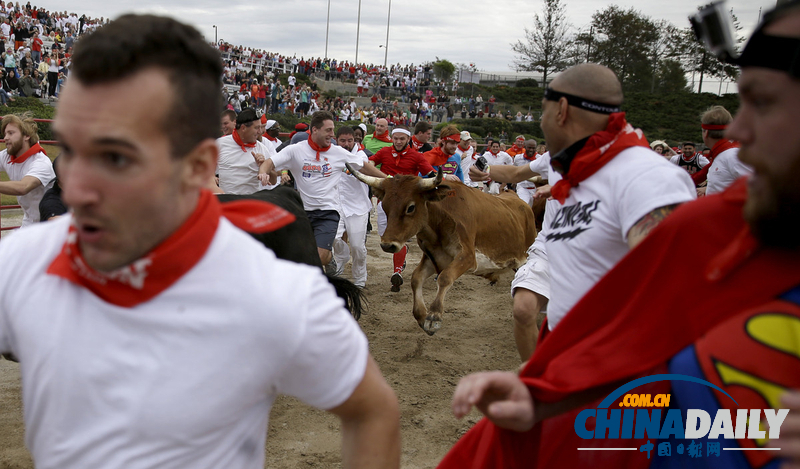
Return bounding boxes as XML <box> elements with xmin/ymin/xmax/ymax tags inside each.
<box><xmin>347</xmin><ymin>165</ymin><xmax>537</xmax><ymax>335</ymax></box>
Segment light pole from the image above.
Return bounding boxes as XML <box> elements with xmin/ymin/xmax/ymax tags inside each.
<box><xmin>324</xmin><ymin>0</ymin><xmax>331</xmax><ymax>59</ymax></box>
<box><xmin>383</xmin><ymin>0</ymin><xmax>391</xmax><ymax>68</ymax></box>
<box><xmin>213</xmin><ymin>25</ymin><xmax>217</xmax><ymax>45</ymax></box>
<box><xmin>355</xmin><ymin>0</ymin><xmax>362</xmax><ymax>65</ymax></box>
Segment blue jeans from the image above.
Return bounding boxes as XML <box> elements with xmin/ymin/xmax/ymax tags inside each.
<box><xmin>0</xmin><ymin>88</ymin><xmax>9</xmax><ymax>104</ymax></box>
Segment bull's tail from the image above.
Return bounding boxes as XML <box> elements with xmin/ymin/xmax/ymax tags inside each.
<box><xmin>325</xmin><ymin>274</ymin><xmax>366</xmax><ymax>321</ymax></box>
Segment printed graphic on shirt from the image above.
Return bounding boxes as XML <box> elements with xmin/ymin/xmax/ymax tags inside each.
<box><xmin>546</xmin><ymin>200</ymin><xmax>601</xmax><ymax>242</ymax></box>
<box><xmin>301</xmin><ymin>157</ymin><xmax>333</xmax><ymax>179</ymax></box>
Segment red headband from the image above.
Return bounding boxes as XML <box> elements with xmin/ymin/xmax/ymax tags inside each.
<box><xmin>701</xmin><ymin>124</ymin><xmax>727</xmax><ymax>130</ymax></box>
<box><xmin>442</xmin><ymin>134</ymin><xmax>460</xmax><ymax>142</ymax></box>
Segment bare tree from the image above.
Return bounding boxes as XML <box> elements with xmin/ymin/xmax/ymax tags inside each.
<box><xmin>510</xmin><ymin>0</ymin><xmax>571</xmax><ymax>86</ymax></box>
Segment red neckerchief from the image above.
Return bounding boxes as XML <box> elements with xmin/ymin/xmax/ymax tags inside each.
<box><xmin>47</xmin><ymin>190</ymin><xmax>296</xmax><ymax>308</ymax></box>
<box><xmin>424</xmin><ymin>147</ymin><xmax>449</xmax><ymax>167</ymax></box>
<box><xmin>357</xmin><ymin>142</ymin><xmax>365</xmax><ymax>152</ymax></box>
<box><xmin>488</xmin><ymin>149</ymin><xmax>499</xmax><ymax>156</ymax></box>
<box><xmin>691</xmin><ymin>139</ymin><xmax>740</xmax><ymax>185</ymax></box>
<box><xmin>391</xmin><ymin>144</ymin><xmax>410</xmax><ymax>159</ymax></box>
<box><xmin>439</xmin><ymin>179</ymin><xmax>800</xmax><ymax>469</ymax></box>
<box><xmin>307</xmin><ymin>135</ymin><xmax>330</xmax><ymax>161</ymax></box>
<box><xmin>523</xmin><ymin>152</ymin><xmax>538</xmax><ymax>161</ymax></box>
<box><xmin>681</xmin><ymin>152</ymin><xmax>699</xmax><ymax>163</ymax></box>
<box><xmin>8</xmin><ymin>142</ymin><xmax>46</xmax><ymax>164</ymax></box>
<box><xmin>411</xmin><ymin>135</ymin><xmax>424</xmax><ymax>150</ymax></box>
<box><xmin>550</xmin><ymin>113</ymin><xmax>649</xmax><ymax>204</ymax></box>
<box><xmin>232</xmin><ymin>130</ymin><xmax>256</xmax><ymax>152</ymax></box>
<box><xmin>263</xmin><ymin>133</ymin><xmax>277</xmax><ymax>142</ymax></box>
<box><xmin>372</xmin><ymin>131</ymin><xmax>392</xmax><ymax>143</ymax></box>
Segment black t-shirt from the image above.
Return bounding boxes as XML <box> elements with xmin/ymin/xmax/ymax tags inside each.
<box><xmin>39</xmin><ymin>182</ymin><xmax>67</xmax><ymax>221</ymax></box>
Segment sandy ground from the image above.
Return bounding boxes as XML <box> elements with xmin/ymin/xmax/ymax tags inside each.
<box><xmin>0</xmin><ymin>210</ymin><xmax>524</xmax><ymax>469</ymax></box>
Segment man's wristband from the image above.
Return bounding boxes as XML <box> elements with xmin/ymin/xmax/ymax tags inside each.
<box><xmin>486</xmin><ymin>165</ymin><xmax>491</xmax><ymax>175</ymax></box>
<box><xmin>281</xmin><ymin>170</ymin><xmax>288</xmax><ymax>175</ymax></box>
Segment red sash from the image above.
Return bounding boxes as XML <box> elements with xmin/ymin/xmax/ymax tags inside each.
<box><xmin>551</xmin><ymin>113</ymin><xmax>649</xmax><ymax>204</ymax></box>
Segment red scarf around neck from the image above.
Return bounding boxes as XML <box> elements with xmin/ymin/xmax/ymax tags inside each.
<box><xmin>47</xmin><ymin>190</ymin><xmax>296</xmax><ymax>308</ymax></box>
<box><xmin>232</xmin><ymin>129</ymin><xmax>256</xmax><ymax>152</ymax></box>
<box><xmin>438</xmin><ymin>179</ymin><xmax>800</xmax><ymax>469</ymax></box>
<box><xmin>8</xmin><ymin>142</ymin><xmax>46</xmax><ymax>164</ymax></box>
<box><xmin>550</xmin><ymin>113</ymin><xmax>649</xmax><ymax>204</ymax></box>
<box><xmin>424</xmin><ymin>147</ymin><xmax>450</xmax><ymax>167</ymax></box>
<box><xmin>307</xmin><ymin>135</ymin><xmax>330</xmax><ymax>161</ymax></box>
<box><xmin>411</xmin><ymin>135</ymin><xmax>424</xmax><ymax>150</ymax></box>
<box><xmin>691</xmin><ymin>139</ymin><xmax>740</xmax><ymax>185</ymax></box>
<box><xmin>263</xmin><ymin>133</ymin><xmax>277</xmax><ymax>142</ymax></box>
<box><xmin>372</xmin><ymin>130</ymin><xmax>392</xmax><ymax>143</ymax></box>
<box><xmin>391</xmin><ymin>144</ymin><xmax>411</xmax><ymax>159</ymax></box>
<box><xmin>523</xmin><ymin>152</ymin><xmax>537</xmax><ymax>162</ymax></box>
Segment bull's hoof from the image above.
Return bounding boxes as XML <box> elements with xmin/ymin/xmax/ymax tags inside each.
<box><xmin>390</xmin><ymin>272</ymin><xmax>403</xmax><ymax>292</ymax></box>
<box><xmin>422</xmin><ymin>316</ymin><xmax>441</xmax><ymax>336</ymax></box>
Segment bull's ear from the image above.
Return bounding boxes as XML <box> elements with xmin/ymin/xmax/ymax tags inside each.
<box><xmin>422</xmin><ymin>183</ymin><xmax>452</xmax><ymax>202</ymax></box>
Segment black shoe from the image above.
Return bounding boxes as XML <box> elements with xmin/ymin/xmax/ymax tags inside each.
<box><xmin>390</xmin><ymin>272</ymin><xmax>403</xmax><ymax>292</ymax></box>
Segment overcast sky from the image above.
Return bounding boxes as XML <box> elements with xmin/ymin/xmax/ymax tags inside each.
<box><xmin>38</xmin><ymin>0</ymin><xmax>771</xmax><ymax>72</ymax></box>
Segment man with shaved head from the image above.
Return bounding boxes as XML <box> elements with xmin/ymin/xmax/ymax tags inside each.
<box><xmin>470</xmin><ymin>63</ymin><xmax>695</xmax><ymax>356</ymax></box>
<box><xmin>362</xmin><ymin>118</ymin><xmax>393</xmax><ymax>154</ymax></box>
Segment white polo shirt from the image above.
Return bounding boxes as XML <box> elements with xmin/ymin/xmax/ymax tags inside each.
<box><xmin>706</xmin><ymin>147</ymin><xmax>752</xmax><ymax>195</ymax></box>
<box><xmin>544</xmin><ymin>147</ymin><xmax>696</xmax><ymax>329</ymax></box>
<box><xmin>269</xmin><ymin>140</ymin><xmax>364</xmax><ymax>212</ymax></box>
<box><xmin>0</xmin><ymin>216</ymin><xmax>368</xmax><ymax>469</ymax></box>
<box><xmin>483</xmin><ymin>150</ymin><xmax>513</xmax><ymax>168</ymax></box>
<box><xmin>0</xmin><ymin>149</ymin><xmax>55</xmax><ymax>226</ymax></box>
<box><xmin>216</xmin><ymin>135</ymin><xmax>274</xmax><ymax>195</ymax></box>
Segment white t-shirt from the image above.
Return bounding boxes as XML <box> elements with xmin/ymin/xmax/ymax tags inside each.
<box><xmin>0</xmin><ymin>149</ymin><xmax>55</xmax><ymax>226</ymax></box>
<box><xmin>527</xmin><ymin>152</ymin><xmax>556</xmax><ymax>254</ymax></box>
<box><xmin>483</xmin><ymin>151</ymin><xmax>513</xmax><ymax>167</ymax></box>
<box><xmin>706</xmin><ymin>147</ymin><xmax>752</xmax><ymax>195</ymax></box>
<box><xmin>261</xmin><ymin>136</ymin><xmax>281</xmax><ymax>155</ymax></box>
<box><xmin>269</xmin><ymin>140</ymin><xmax>364</xmax><ymax>212</ymax></box>
<box><xmin>216</xmin><ymin>135</ymin><xmax>273</xmax><ymax>195</ymax></box>
<box><xmin>514</xmin><ymin>154</ymin><xmax>539</xmax><ymax>189</ymax></box>
<box><xmin>544</xmin><ymin>147</ymin><xmax>695</xmax><ymax>329</ymax></box>
<box><xmin>339</xmin><ymin>147</ymin><xmax>372</xmax><ymax>217</ymax></box>
<box><xmin>0</xmin><ymin>216</ymin><xmax>368</xmax><ymax>469</ymax></box>
<box><xmin>455</xmin><ymin>145</ymin><xmax>476</xmax><ymax>187</ymax></box>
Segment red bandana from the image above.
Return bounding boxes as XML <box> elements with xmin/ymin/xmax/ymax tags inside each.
<box><xmin>523</xmin><ymin>152</ymin><xmax>538</xmax><ymax>161</ymax></box>
<box><xmin>372</xmin><ymin>131</ymin><xmax>392</xmax><ymax>143</ymax></box>
<box><xmin>47</xmin><ymin>190</ymin><xmax>296</xmax><ymax>308</ymax></box>
<box><xmin>411</xmin><ymin>135</ymin><xmax>424</xmax><ymax>150</ymax></box>
<box><xmin>550</xmin><ymin>113</ymin><xmax>649</xmax><ymax>204</ymax></box>
<box><xmin>682</xmin><ymin>152</ymin><xmax>699</xmax><ymax>163</ymax></box>
<box><xmin>391</xmin><ymin>144</ymin><xmax>411</xmax><ymax>159</ymax></box>
<box><xmin>232</xmin><ymin>129</ymin><xmax>256</xmax><ymax>152</ymax></box>
<box><xmin>307</xmin><ymin>135</ymin><xmax>330</xmax><ymax>161</ymax></box>
<box><xmin>357</xmin><ymin>142</ymin><xmax>365</xmax><ymax>152</ymax></box>
<box><xmin>8</xmin><ymin>142</ymin><xmax>46</xmax><ymax>164</ymax></box>
<box><xmin>488</xmin><ymin>149</ymin><xmax>499</xmax><ymax>156</ymax></box>
<box><xmin>691</xmin><ymin>139</ymin><xmax>740</xmax><ymax>185</ymax></box>
<box><xmin>424</xmin><ymin>147</ymin><xmax>450</xmax><ymax>167</ymax></box>
<box><xmin>263</xmin><ymin>133</ymin><xmax>277</xmax><ymax>142</ymax></box>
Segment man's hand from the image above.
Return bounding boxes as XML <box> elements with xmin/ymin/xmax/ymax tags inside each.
<box><xmin>252</xmin><ymin>151</ymin><xmax>265</xmax><ymax>166</ymax></box>
<box><xmin>696</xmin><ymin>186</ymin><xmax>707</xmax><ymax>197</ymax></box>
<box><xmin>445</xmin><ymin>174</ymin><xmax>460</xmax><ymax>182</ymax></box>
<box><xmin>280</xmin><ymin>172</ymin><xmax>292</xmax><ymax>185</ymax></box>
<box><xmin>451</xmin><ymin>371</ymin><xmax>535</xmax><ymax>432</ymax></box>
<box><xmin>469</xmin><ymin>165</ymin><xmax>490</xmax><ymax>182</ymax></box>
<box><xmin>769</xmin><ymin>391</ymin><xmax>800</xmax><ymax>466</ymax></box>
<box><xmin>533</xmin><ymin>184</ymin><xmax>551</xmax><ymax>200</ymax></box>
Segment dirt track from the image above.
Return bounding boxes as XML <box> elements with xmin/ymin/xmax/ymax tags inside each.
<box><xmin>0</xmin><ymin>215</ymin><xmax>522</xmax><ymax>468</ymax></box>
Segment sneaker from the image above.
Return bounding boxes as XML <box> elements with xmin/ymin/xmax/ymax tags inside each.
<box><xmin>390</xmin><ymin>272</ymin><xmax>403</xmax><ymax>292</ymax></box>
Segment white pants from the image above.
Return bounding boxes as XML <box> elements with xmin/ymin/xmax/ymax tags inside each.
<box><xmin>333</xmin><ymin>211</ymin><xmax>369</xmax><ymax>287</ymax></box>
<box><xmin>485</xmin><ymin>181</ymin><xmax>501</xmax><ymax>195</ymax></box>
<box><xmin>516</xmin><ymin>185</ymin><xmax>536</xmax><ymax>206</ymax></box>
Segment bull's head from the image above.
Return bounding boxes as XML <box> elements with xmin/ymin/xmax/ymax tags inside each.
<box><xmin>346</xmin><ymin>164</ymin><xmax>450</xmax><ymax>253</ymax></box>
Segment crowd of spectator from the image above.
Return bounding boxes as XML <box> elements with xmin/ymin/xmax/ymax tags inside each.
<box><xmin>0</xmin><ymin>2</ymin><xmax>107</xmax><ymax>105</ymax></box>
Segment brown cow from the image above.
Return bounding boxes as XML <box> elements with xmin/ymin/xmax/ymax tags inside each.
<box><xmin>348</xmin><ymin>165</ymin><xmax>537</xmax><ymax>335</ymax></box>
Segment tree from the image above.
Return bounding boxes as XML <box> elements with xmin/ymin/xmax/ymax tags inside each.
<box><xmin>677</xmin><ymin>5</ymin><xmax>743</xmax><ymax>93</ymax></box>
<box><xmin>510</xmin><ymin>0</ymin><xmax>571</xmax><ymax>86</ymax></box>
<box><xmin>589</xmin><ymin>5</ymin><xmax>659</xmax><ymax>92</ymax></box>
<box><xmin>432</xmin><ymin>58</ymin><xmax>456</xmax><ymax>82</ymax></box>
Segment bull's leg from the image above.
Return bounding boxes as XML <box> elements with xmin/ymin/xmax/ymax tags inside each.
<box><xmin>423</xmin><ymin>251</ymin><xmax>476</xmax><ymax>335</ymax></box>
<box><xmin>411</xmin><ymin>255</ymin><xmax>437</xmax><ymax>330</ymax></box>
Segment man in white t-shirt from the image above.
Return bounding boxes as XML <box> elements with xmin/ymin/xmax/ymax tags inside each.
<box><xmin>470</xmin><ymin>63</ymin><xmax>695</xmax><ymax>344</ymax></box>
<box><xmin>332</xmin><ymin>126</ymin><xmax>372</xmax><ymax>287</ymax></box>
<box><xmin>513</xmin><ymin>139</ymin><xmax>540</xmax><ymax>205</ymax></box>
<box><xmin>0</xmin><ymin>15</ymin><xmax>399</xmax><ymax>469</ymax></box>
<box><xmin>697</xmin><ymin>105</ymin><xmax>753</xmax><ymax>196</ymax></box>
<box><xmin>456</xmin><ymin>131</ymin><xmax>477</xmax><ymax>188</ymax></box>
<box><xmin>482</xmin><ymin>140</ymin><xmax>513</xmax><ymax>194</ymax></box>
<box><xmin>215</xmin><ymin>108</ymin><xmax>272</xmax><ymax>195</ymax></box>
<box><xmin>259</xmin><ymin>110</ymin><xmax>386</xmax><ymax>267</ymax></box>
<box><xmin>0</xmin><ymin>114</ymin><xmax>55</xmax><ymax>226</ymax></box>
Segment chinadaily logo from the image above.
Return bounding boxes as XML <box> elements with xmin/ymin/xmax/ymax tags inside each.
<box><xmin>573</xmin><ymin>374</ymin><xmax>790</xmax><ymax>460</ymax></box>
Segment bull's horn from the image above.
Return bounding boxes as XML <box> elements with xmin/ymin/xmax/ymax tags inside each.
<box><xmin>418</xmin><ymin>166</ymin><xmax>443</xmax><ymax>190</ymax></box>
<box><xmin>346</xmin><ymin>163</ymin><xmax>385</xmax><ymax>189</ymax></box>
<box><xmin>527</xmin><ymin>175</ymin><xmax>544</xmax><ymax>184</ymax></box>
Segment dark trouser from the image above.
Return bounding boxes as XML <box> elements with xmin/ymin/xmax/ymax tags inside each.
<box><xmin>48</xmin><ymin>71</ymin><xmax>58</xmax><ymax>97</ymax></box>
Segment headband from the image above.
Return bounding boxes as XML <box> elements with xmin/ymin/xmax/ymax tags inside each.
<box><xmin>442</xmin><ymin>134</ymin><xmax>460</xmax><ymax>142</ymax></box>
<box><xmin>544</xmin><ymin>87</ymin><xmax>621</xmax><ymax>115</ymax></box>
<box><xmin>701</xmin><ymin>124</ymin><xmax>727</xmax><ymax>131</ymax></box>
<box><xmin>392</xmin><ymin>128</ymin><xmax>411</xmax><ymax>137</ymax></box>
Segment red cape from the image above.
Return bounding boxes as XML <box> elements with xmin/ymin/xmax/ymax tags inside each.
<box><xmin>438</xmin><ymin>178</ymin><xmax>800</xmax><ymax>468</ymax></box>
